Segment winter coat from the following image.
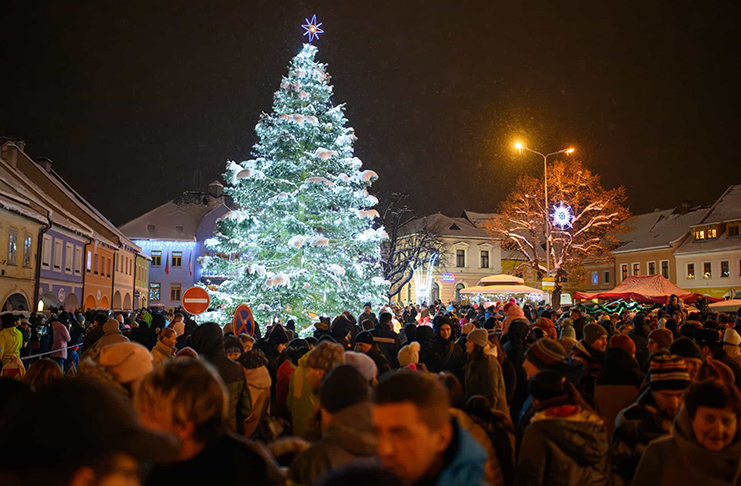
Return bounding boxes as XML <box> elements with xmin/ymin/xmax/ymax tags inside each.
<box><xmin>51</xmin><ymin>321</ymin><xmax>71</xmax><ymax>359</ymax></box>
<box><xmin>611</xmin><ymin>389</ymin><xmax>672</xmax><ymax>486</ymax></box>
<box><xmin>450</xmin><ymin>408</ymin><xmax>513</xmax><ymax>486</ymax></box>
<box><xmin>629</xmin><ymin>325</ymin><xmax>651</xmax><ymax>370</ymax></box>
<box><xmin>146</xmin><ymin>432</ymin><xmax>283</xmax><ymax>486</ymax></box>
<box><xmin>90</xmin><ymin>320</ymin><xmax>129</xmax><ymax>353</ymax></box>
<box><xmin>365</xmin><ymin>345</ymin><xmax>392</xmax><ymax>375</ymax></box>
<box><xmin>0</xmin><ymin>326</ymin><xmax>23</xmax><ymax>362</ymax></box>
<box><xmin>356</xmin><ymin>311</ymin><xmax>378</xmax><ymax>328</ymax></box>
<box><xmin>191</xmin><ymin>323</ymin><xmax>252</xmax><ymax>435</ymax></box>
<box><xmin>275</xmin><ymin>359</ymin><xmax>295</xmax><ymax>417</ymax></box>
<box><xmin>516</xmin><ymin>406</ymin><xmax>610</xmax><ymax>486</ymax></box>
<box><xmin>242</xmin><ymin>366</ymin><xmax>271</xmax><ymax>438</ymax></box>
<box><xmin>430</xmin><ymin>334</ymin><xmax>467</xmax><ymax>380</ymax></box>
<box><xmin>572</xmin><ymin>317</ymin><xmax>587</xmax><ymax>340</ymax></box>
<box><xmin>632</xmin><ymin>406</ymin><xmax>741</xmax><ymax>486</ymax></box>
<box><xmin>287</xmin><ymin>354</ymin><xmax>319</xmax><ymax>439</ymax></box>
<box><xmin>465</xmin><ymin>352</ymin><xmax>510</xmax><ymax>416</ymax></box>
<box><xmin>503</xmin><ymin>320</ymin><xmax>530</xmax><ymax>422</ymax></box>
<box><xmin>430</xmin><ymin>417</ymin><xmax>489</xmax><ymax>486</ymax></box>
<box><xmin>570</xmin><ymin>341</ymin><xmax>604</xmax><ymax>402</ymax></box>
<box><xmin>596</xmin><ymin>348</ymin><xmax>643</xmax><ymax>388</ymax></box>
<box><xmin>289</xmin><ymin>402</ymin><xmax>377</xmax><ymax>486</ymax></box>
<box><xmin>500</xmin><ymin>357</ymin><xmax>517</xmax><ymax>406</ymax></box>
<box><xmin>150</xmin><ymin>339</ymin><xmax>175</xmax><ymax>368</ymax></box>
<box><xmin>81</xmin><ymin>324</ymin><xmax>104</xmax><ymax>354</ymax></box>
<box><xmin>371</xmin><ymin>323</ymin><xmax>400</xmax><ymax>367</ymax></box>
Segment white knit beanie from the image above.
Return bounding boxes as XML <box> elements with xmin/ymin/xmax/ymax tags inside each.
<box><xmin>397</xmin><ymin>341</ymin><xmax>420</xmax><ymax>367</ymax></box>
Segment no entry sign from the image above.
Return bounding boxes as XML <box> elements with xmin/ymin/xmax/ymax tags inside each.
<box><xmin>232</xmin><ymin>303</ymin><xmax>255</xmax><ymax>336</ymax></box>
<box><xmin>181</xmin><ymin>287</ymin><xmax>210</xmax><ymax>315</ymax></box>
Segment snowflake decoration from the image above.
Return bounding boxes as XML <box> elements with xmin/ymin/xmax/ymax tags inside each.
<box><xmin>551</xmin><ymin>202</ymin><xmax>574</xmax><ymax>230</ymax></box>
<box><xmin>301</xmin><ymin>15</ymin><xmax>324</xmax><ymax>43</ymax></box>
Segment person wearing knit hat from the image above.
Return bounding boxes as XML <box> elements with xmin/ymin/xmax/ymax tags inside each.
<box><xmin>465</xmin><ymin>327</ymin><xmax>509</xmax><ymax>415</ymax></box>
<box><xmin>610</xmin><ymin>334</ymin><xmax>637</xmax><ymax>357</ymax></box>
<box><xmin>502</xmin><ymin>304</ymin><xmax>526</xmax><ymax>336</ymax></box>
<box><xmin>532</xmin><ymin>317</ymin><xmax>557</xmax><ymax>340</ymax></box>
<box><xmin>570</xmin><ymin>323</ymin><xmax>608</xmax><ymax>401</ymax></box>
<box><xmin>467</xmin><ymin>328</ymin><xmax>489</xmax><ymax>348</ymax></box>
<box><xmin>290</xmin><ymin>365</ymin><xmax>375</xmax><ymax>485</ymax></box>
<box><xmin>343</xmin><ymin>351</ymin><xmax>378</xmax><ymax>383</ymax></box>
<box><xmin>354</xmin><ymin>330</ymin><xmax>391</xmax><ymax>376</ymax></box>
<box><xmin>648</xmin><ymin>329</ymin><xmax>674</xmax><ymax>355</ymax></box>
<box><xmin>612</xmin><ymin>354</ymin><xmax>690</xmax><ymax>486</ymax></box>
<box><xmin>524</xmin><ymin>339</ymin><xmax>567</xmax><ymax>377</ymax></box>
<box><xmin>78</xmin><ymin>341</ymin><xmax>154</xmax><ymax>398</ymax></box>
<box><xmin>697</xmin><ymin>358</ymin><xmax>736</xmax><ymax>384</ymax></box>
<box><xmin>694</xmin><ymin>327</ymin><xmax>741</xmax><ymax>388</ymax></box>
<box><xmin>558</xmin><ymin>325</ymin><xmax>578</xmax><ymax>354</ymax></box>
<box><xmin>397</xmin><ymin>342</ymin><xmax>421</xmax><ymax>368</ymax></box>
<box><xmin>669</xmin><ymin>337</ymin><xmax>703</xmax><ymax>380</ymax></box>
<box><xmin>722</xmin><ymin>328</ymin><xmax>741</xmax><ymax>367</ymax></box>
<box><xmin>461</xmin><ymin>322</ymin><xmax>476</xmax><ymax>335</ymax></box>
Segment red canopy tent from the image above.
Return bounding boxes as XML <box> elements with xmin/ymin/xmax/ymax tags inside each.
<box><xmin>574</xmin><ymin>275</ymin><xmax>722</xmax><ymax>304</ymax></box>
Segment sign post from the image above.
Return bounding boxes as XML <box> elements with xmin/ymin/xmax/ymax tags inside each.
<box><xmin>181</xmin><ymin>287</ymin><xmax>210</xmax><ymax>315</ymax></box>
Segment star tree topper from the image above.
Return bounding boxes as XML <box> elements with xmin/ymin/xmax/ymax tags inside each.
<box><xmin>302</xmin><ymin>15</ymin><xmax>324</xmax><ymax>43</ymax></box>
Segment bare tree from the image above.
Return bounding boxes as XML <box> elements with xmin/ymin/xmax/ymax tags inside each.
<box><xmin>379</xmin><ymin>193</ymin><xmax>446</xmax><ymax>302</ymax></box>
<box><xmin>484</xmin><ymin>160</ymin><xmax>630</xmax><ymax>308</ymax></box>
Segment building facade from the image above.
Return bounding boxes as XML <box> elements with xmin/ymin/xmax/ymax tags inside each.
<box><xmin>396</xmin><ymin>211</ymin><xmax>502</xmax><ymax>304</ymax></box>
<box><xmin>120</xmin><ymin>181</ymin><xmax>230</xmax><ymax>309</ymax></box>
<box><xmin>675</xmin><ymin>185</ymin><xmax>741</xmax><ymax>298</ymax></box>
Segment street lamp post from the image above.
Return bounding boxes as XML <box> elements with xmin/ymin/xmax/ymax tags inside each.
<box><xmin>514</xmin><ymin>142</ymin><xmax>574</xmax><ymax>278</ymax></box>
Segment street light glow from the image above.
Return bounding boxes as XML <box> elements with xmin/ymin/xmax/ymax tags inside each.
<box><xmin>514</xmin><ymin>142</ymin><xmax>523</xmax><ymax>150</ymax></box>
<box><xmin>566</xmin><ymin>148</ymin><xmax>575</xmax><ymax>154</ymax></box>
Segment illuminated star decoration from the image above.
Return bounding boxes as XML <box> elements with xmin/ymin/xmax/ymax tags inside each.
<box><xmin>551</xmin><ymin>202</ymin><xmax>574</xmax><ymax>230</ymax></box>
<box><xmin>301</xmin><ymin>15</ymin><xmax>324</xmax><ymax>43</ymax></box>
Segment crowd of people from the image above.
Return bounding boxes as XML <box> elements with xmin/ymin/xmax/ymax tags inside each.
<box><xmin>1</xmin><ymin>296</ymin><xmax>741</xmax><ymax>486</ymax></box>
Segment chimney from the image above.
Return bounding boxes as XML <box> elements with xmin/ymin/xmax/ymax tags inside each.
<box><xmin>208</xmin><ymin>180</ymin><xmax>224</xmax><ymax>198</ymax></box>
<box><xmin>0</xmin><ymin>140</ymin><xmax>25</xmax><ymax>168</ymax></box>
<box><xmin>36</xmin><ymin>157</ymin><xmax>53</xmax><ymax>172</ymax></box>
<box><xmin>678</xmin><ymin>200</ymin><xmax>692</xmax><ymax>214</ymax></box>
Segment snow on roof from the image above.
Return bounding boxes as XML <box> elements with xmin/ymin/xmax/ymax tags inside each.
<box><xmin>119</xmin><ymin>191</ymin><xmax>229</xmax><ymax>240</ymax></box>
<box><xmin>613</xmin><ymin>207</ymin><xmax>707</xmax><ymax>253</ymax></box>
<box><xmin>461</xmin><ymin>210</ymin><xmax>498</xmax><ymax>227</ymax></box>
<box><xmin>400</xmin><ymin>212</ymin><xmax>491</xmax><ymax>239</ymax></box>
<box><xmin>695</xmin><ymin>184</ymin><xmax>741</xmax><ymax>225</ymax></box>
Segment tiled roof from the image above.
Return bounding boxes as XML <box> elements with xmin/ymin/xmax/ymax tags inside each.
<box><xmin>401</xmin><ymin>212</ymin><xmax>491</xmax><ymax>239</ymax></box>
<box><xmin>614</xmin><ymin>207</ymin><xmax>707</xmax><ymax>253</ymax></box>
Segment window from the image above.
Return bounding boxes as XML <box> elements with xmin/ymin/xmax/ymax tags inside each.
<box><xmin>149</xmin><ymin>282</ymin><xmax>161</xmax><ymax>301</ymax></box>
<box><xmin>620</xmin><ymin>264</ymin><xmax>628</xmax><ymax>281</ymax></box>
<box><xmin>703</xmin><ymin>262</ymin><xmax>712</xmax><ymax>279</ymax></box>
<box><xmin>480</xmin><ymin>250</ymin><xmax>489</xmax><ymax>268</ymax></box>
<box><xmin>151</xmin><ymin>250</ymin><xmax>162</xmax><ymax>267</ymax></box>
<box><xmin>708</xmin><ymin>228</ymin><xmax>717</xmax><ymax>239</ymax></box>
<box><xmin>660</xmin><ymin>260</ymin><xmax>669</xmax><ymax>279</ymax></box>
<box><xmin>175</xmin><ymin>225</ymin><xmax>184</xmax><ymax>234</ymax></box>
<box><xmin>172</xmin><ymin>251</ymin><xmax>183</xmax><ymax>267</ymax></box>
<box><xmin>170</xmin><ymin>283</ymin><xmax>181</xmax><ymax>301</ymax></box>
<box><xmin>53</xmin><ymin>239</ymin><xmax>62</xmax><ymax>271</ymax></box>
<box><xmin>721</xmin><ymin>260</ymin><xmax>730</xmax><ymax>278</ymax></box>
<box><xmin>591</xmin><ymin>271</ymin><xmax>599</xmax><ymax>285</ymax></box>
<box><xmin>65</xmin><ymin>243</ymin><xmax>73</xmax><ymax>273</ymax></box>
<box><xmin>456</xmin><ymin>249</ymin><xmax>465</xmax><ymax>268</ymax></box>
<box><xmin>107</xmin><ymin>258</ymin><xmax>111</xmax><ymax>277</ymax></box>
<box><xmin>603</xmin><ymin>271</ymin><xmax>610</xmax><ymax>284</ymax></box>
<box><xmin>23</xmin><ymin>235</ymin><xmax>32</xmax><ymax>268</ymax></box>
<box><xmin>694</xmin><ymin>229</ymin><xmax>706</xmax><ymax>241</ymax></box>
<box><xmin>7</xmin><ymin>229</ymin><xmax>17</xmax><ymax>266</ymax></box>
<box><xmin>455</xmin><ymin>283</ymin><xmax>465</xmax><ymax>302</ymax></box>
<box><xmin>42</xmin><ymin>235</ymin><xmax>52</xmax><ymax>269</ymax></box>
<box><xmin>647</xmin><ymin>261</ymin><xmax>656</xmax><ymax>276</ymax></box>
<box><xmin>96</xmin><ymin>255</ymin><xmax>103</xmax><ymax>275</ymax></box>
<box><xmin>729</xmin><ymin>225</ymin><xmax>740</xmax><ymax>238</ymax></box>
<box><xmin>687</xmin><ymin>263</ymin><xmax>695</xmax><ymax>279</ymax></box>
<box><xmin>74</xmin><ymin>246</ymin><xmax>82</xmax><ymax>275</ymax></box>
<box><xmin>632</xmin><ymin>263</ymin><xmax>640</xmax><ymax>276</ymax></box>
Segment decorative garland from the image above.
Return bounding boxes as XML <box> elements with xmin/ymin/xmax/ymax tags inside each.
<box><xmin>581</xmin><ymin>300</ymin><xmax>661</xmax><ymax>315</ymax></box>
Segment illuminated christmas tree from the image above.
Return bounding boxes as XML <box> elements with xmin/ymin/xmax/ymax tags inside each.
<box><xmin>202</xmin><ymin>42</ymin><xmax>388</xmax><ymax>328</ymax></box>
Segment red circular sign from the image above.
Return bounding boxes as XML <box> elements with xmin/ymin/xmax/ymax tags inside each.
<box><xmin>232</xmin><ymin>304</ymin><xmax>255</xmax><ymax>336</ymax></box>
<box><xmin>181</xmin><ymin>287</ymin><xmax>210</xmax><ymax>315</ymax></box>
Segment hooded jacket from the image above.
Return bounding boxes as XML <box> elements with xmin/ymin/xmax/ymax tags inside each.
<box><xmin>241</xmin><ymin>365</ymin><xmax>271</xmax><ymax>438</ymax></box>
<box><xmin>430</xmin><ymin>417</ymin><xmax>490</xmax><ymax>486</ymax></box>
<box><xmin>289</xmin><ymin>401</ymin><xmax>377</xmax><ymax>485</ymax></box>
<box><xmin>51</xmin><ymin>320</ymin><xmax>71</xmax><ymax>359</ymax></box>
<box><xmin>90</xmin><ymin>320</ymin><xmax>129</xmax><ymax>354</ymax></box>
<box><xmin>632</xmin><ymin>406</ymin><xmax>741</xmax><ymax>486</ymax></box>
<box><xmin>517</xmin><ymin>406</ymin><xmax>609</xmax><ymax>486</ymax></box>
<box><xmin>570</xmin><ymin>341</ymin><xmax>604</xmax><ymax>402</ymax></box>
<box><xmin>150</xmin><ymin>339</ymin><xmax>175</xmax><ymax>368</ymax></box>
<box><xmin>611</xmin><ymin>389</ymin><xmax>673</xmax><ymax>486</ymax></box>
<box><xmin>191</xmin><ymin>323</ymin><xmax>252</xmax><ymax>435</ymax></box>
<box><xmin>465</xmin><ymin>349</ymin><xmax>510</xmax><ymax>416</ymax></box>
<box><xmin>0</xmin><ymin>326</ymin><xmax>23</xmax><ymax>363</ymax></box>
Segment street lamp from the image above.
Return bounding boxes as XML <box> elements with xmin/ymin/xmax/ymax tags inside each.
<box><xmin>513</xmin><ymin>142</ymin><xmax>575</xmax><ymax>278</ymax></box>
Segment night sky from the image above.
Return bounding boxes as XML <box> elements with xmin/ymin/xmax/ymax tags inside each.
<box><xmin>1</xmin><ymin>1</ymin><xmax>738</xmax><ymax>226</ymax></box>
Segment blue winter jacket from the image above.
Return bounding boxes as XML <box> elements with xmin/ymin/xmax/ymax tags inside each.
<box><xmin>435</xmin><ymin>418</ymin><xmax>488</xmax><ymax>486</ymax></box>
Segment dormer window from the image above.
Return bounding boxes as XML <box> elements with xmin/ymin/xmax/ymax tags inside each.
<box><xmin>176</xmin><ymin>225</ymin><xmax>184</xmax><ymax>234</ymax></box>
<box><xmin>449</xmin><ymin>224</ymin><xmax>461</xmax><ymax>231</ymax></box>
<box><xmin>147</xmin><ymin>224</ymin><xmax>155</xmax><ymax>233</ymax></box>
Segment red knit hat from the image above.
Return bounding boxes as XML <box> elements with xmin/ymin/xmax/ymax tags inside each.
<box><xmin>610</xmin><ymin>334</ymin><xmax>636</xmax><ymax>356</ymax></box>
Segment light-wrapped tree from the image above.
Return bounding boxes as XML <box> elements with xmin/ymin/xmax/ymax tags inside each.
<box><xmin>202</xmin><ymin>44</ymin><xmax>388</xmax><ymax>328</ymax></box>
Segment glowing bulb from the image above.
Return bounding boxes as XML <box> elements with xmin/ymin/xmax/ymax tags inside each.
<box><xmin>566</xmin><ymin>148</ymin><xmax>575</xmax><ymax>154</ymax></box>
<box><xmin>514</xmin><ymin>142</ymin><xmax>523</xmax><ymax>150</ymax></box>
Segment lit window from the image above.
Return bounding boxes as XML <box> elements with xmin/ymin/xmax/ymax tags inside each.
<box><xmin>591</xmin><ymin>271</ymin><xmax>599</xmax><ymax>285</ymax></box>
<box><xmin>632</xmin><ymin>263</ymin><xmax>640</xmax><ymax>276</ymax></box>
<box><xmin>687</xmin><ymin>263</ymin><xmax>695</xmax><ymax>279</ymax></box>
<box><xmin>703</xmin><ymin>262</ymin><xmax>712</xmax><ymax>279</ymax></box>
<box><xmin>149</xmin><ymin>283</ymin><xmax>161</xmax><ymax>301</ymax></box>
<box><xmin>86</xmin><ymin>250</ymin><xmax>92</xmax><ymax>272</ymax></box>
<box><xmin>172</xmin><ymin>251</ymin><xmax>183</xmax><ymax>267</ymax></box>
<box><xmin>721</xmin><ymin>260</ymin><xmax>730</xmax><ymax>278</ymax></box>
<box><xmin>151</xmin><ymin>250</ymin><xmax>162</xmax><ymax>267</ymax></box>
<box><xmin>7</xmin><ymin>230</ymin><xmax>17</xmax><ymax>266</ymax></box>
<box><xmin>708</xmin><ymin>228</ymin><xmax>717</xmax><ymax>239</ymax></box>
<box><xmin>23</xmin><ymin>235</ymin><xmax>32</xmax><ymax>268</ymax></box>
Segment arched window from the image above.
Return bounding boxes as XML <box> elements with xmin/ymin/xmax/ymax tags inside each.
<box><xmin>455</xmin><ymin>283</ymin><xmax>465</xmax><ymax>302</ymax></box>
<box><xmin>431</xmin><ymin>282</ymin><xmax>440</xmax><ymax>303</ymax></box>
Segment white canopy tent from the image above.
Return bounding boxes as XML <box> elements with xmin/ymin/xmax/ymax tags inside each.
<box><xmin>460</xmin><ymin>274</ymin><xmax>544</xmax><ymax>296</ymax></box>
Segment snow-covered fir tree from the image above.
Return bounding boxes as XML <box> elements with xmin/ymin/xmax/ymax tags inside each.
<box><xmin>202</xmin><ymin>44</ymin><xmax>388</xmax><ymax>329</ymax></box>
